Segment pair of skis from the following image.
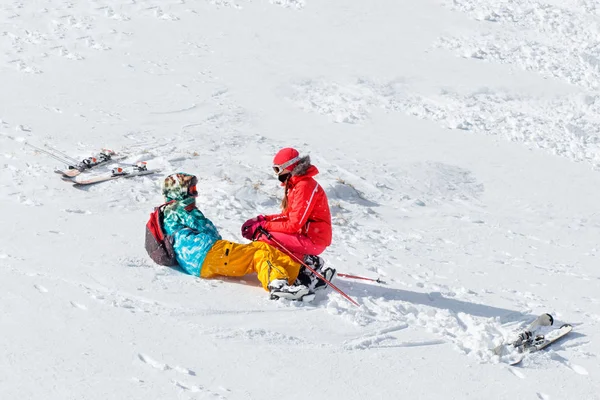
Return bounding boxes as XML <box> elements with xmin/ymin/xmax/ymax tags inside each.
<box><xmin>63</xmin><ymin>162</ymin><xmax>159</xmax><ymax>186</ymax></box>
<box><xmin>27</xmin><ymin>142</ymin><xmax>127</xmax><ymax>178</ymax></box>
<box><xmin>28</xmin><ymin>143</ymin><xmax>160</xmax><ymax>186</ymax></box>
<box><xmin>494</xmin><ymin>313</ymin><xmax>573</xmax><ymax>365</ymax></box>
<box><xmin>54</xmin><ymin>149</ymin><xmax>129</xmax><ymax>178</ymax></box>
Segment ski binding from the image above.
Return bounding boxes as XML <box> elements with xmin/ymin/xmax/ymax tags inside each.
<box><xmin>493</xmin><ymin>313</ymin><xmax>572</xmax><ymax>365</ymax></box>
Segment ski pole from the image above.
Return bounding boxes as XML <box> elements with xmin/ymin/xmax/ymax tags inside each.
<box><xmin>44</xmin><ymin>144</ymin><xmax>80</xmax><ymax>164</ymax></box>
<box><xmin>25</xmin><ymin>142</ymin><xmax>76</xmax><ymax>167</ymax></box>
<box><xmin>257</xmin><ymin>227</ymin><xmax>360</xmax><ymax>307</ymax></box>
<box><xmin>337</xmin><ymin>273</ymin><xmax>386</xmax><ymax>284</ymax></box>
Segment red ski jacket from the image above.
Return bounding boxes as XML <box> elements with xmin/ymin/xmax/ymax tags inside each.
<box><xmin>264</xmin><ymin>165</ymin><xmax>332</xmax><ymax>247</ymax></box>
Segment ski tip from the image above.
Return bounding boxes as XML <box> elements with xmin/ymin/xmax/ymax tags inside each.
<box><xmin>545</xmin><ymin>313</ymin><xmax>554</xmax><ymax>326</ymax></box>
<box><xmin>60</xmin><ymin>171</ymin><xmax>82</xmax><ymax>178</ymax></box>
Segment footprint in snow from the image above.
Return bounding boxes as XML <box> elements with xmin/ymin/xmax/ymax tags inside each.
<box><xmin>537</xmin><ymin>393</ymin><xmax>550</xmax><ymax>400</ymax></box>
<box><xmin>567</xmin><ymin>363</ymin><xmax>589</xmax><ymax>375</ymax></box>
<box><xmin>154</xmin><ymin>8</ymin><xmax>179</xmax><ymax>21</ymax></box>
<box><xmin>551</xmin><ymin>353</ymin><xmax>589</xmax><ymax>375</ymax></box>
<box><xmin>34</xmin><ymin>284</ymin><xmax>48</xmax><ymax>293</ymax></box>
<box><xmin>174</xmin><ymin>365</ymin><xmax>197</xmax><ymax>376</ymax></box>
<box><xmin>172</xmin><ymin>380</ymin><xmax>228</xmax><ymax>399</ymax></box>
<box><xmin>64</xmin><ymin>209</ymin><xmax>92</xmax><ymax>214</ymax></box>
<box><xmin>138</xmin><ymin>353</ymin><xmax>197</xmax><ymax>376</ymax></box>
<box><xmin>507</xmin><ymin>367</ymin><xmax>525</xmax><ymax>379</ymax></box>
<box><xmin>173</xmin><ymin>380</ymin><xmax>203</xmax><ymax>392</ymax></box>
<box><xmin>138</xmin><ymin>353</ymin><xmax>171</xmax><ymax>371</ymax></box>
<box><xmin>70</xmin><ymin>301</ymin><xmax>87</xmax><ymax>310</ymax></box>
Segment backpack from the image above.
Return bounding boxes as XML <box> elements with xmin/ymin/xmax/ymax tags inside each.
<box><xmin>145</xmin><ymin>202</ymin><xmax>178</xmax><ymax>266</ymax></box>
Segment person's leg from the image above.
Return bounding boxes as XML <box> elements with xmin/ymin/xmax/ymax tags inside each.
<box><xmin>250</xmin><ymin>241</ymin><xmax>302</xmax><ymax>291</ymax></box>
<box><xmin>200</xmin><ymin>240</ymin><xmax>254</xmax><ymax>279</ymax></box>
<box><xmin>200</xmin><ymin>240</ymin><xmax>302</xmax><ymax>292</ymax></box>
<box><xmin>254</xmin><ymin>231</ymin><xmax>335</xmax><ymax>292</ymax></box>
<box><xmin>255</xmin><ymin>231</ymin><xmax>327</xmax><ymax>260</ymax></box>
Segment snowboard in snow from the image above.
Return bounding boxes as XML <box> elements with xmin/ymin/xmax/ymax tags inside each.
<box><xmin>494</xmin><ymin>314</ymin><xmax>572</xmax><ymax>365</ymax></box>
<box><xmin>527</xmin><ymin>323</ymin><xmax>573</xmax><ymax>352</ymax></box>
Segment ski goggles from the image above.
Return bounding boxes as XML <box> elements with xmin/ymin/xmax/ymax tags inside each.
<box><xmin>188</xmin><ymin>176</ymin><xmax>198</xmax><ymax>197</ymax></box>
<box><xmin>272</xmin><ymin>156</ymin><xmax>300</xmax><ymax>175</ymax></box>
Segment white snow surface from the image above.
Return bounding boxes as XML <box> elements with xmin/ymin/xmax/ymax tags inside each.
<box><xmin>1</xmin><ymin>0</ymin><xmax>599</xmax><ymax>399</ymax></box>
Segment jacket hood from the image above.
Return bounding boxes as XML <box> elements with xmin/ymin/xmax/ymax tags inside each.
<box><xmin>290</xmin><ymin>155</ymin><xmax>317</xmax><ymax>177</ymax></box>
<box><xmin>282</xmin><ymin>156</ymin><xmax>318</xmax><ymax>186</ymax></box>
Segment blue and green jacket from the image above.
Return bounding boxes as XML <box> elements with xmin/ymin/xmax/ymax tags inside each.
<box><xmin>162</xmin><ymin>177</ymin><xmax>221</xmax><ymax>276</ymax></box>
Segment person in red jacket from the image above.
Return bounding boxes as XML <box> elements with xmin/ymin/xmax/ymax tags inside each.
<box><xmin>241</xmin><ymin>147</ymin><xmax>335</xmax><ymax>292</ymax></box>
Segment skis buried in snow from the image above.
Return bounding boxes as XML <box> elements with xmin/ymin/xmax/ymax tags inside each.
<box><xmin>494</xmin><ymin>313</ymin><xmax>572</xmax><ymax>365</ymax></box>
<box><xmin>54</xmin><ymin>149</ymin><xmax>128</xmax><ymax>178</ymax></box>
<box><xmin>65</xmin><ymin>163</ymin><xmax>159</xmax><ymax>186</ymax></box>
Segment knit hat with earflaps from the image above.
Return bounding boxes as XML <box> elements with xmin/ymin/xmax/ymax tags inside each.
<box><xmin>163</xmin><ymin>173</ymin><xmax>198</xmax><ymax>202</ymax></box>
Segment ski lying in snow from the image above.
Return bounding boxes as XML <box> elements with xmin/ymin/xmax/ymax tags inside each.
<box><xmin>53</xmin><ymin>149</ymin><xmax>128</xmax><ymax>178</ymax></box>
<box><xmin>65</xmin><ymin>163</ymin><xmax>159</xmax><ymax>186</ymax></box>
<box><xmin>493</xmin><ymin>313</ymin><xmax>572</xmax><ymax>365</ymax></box>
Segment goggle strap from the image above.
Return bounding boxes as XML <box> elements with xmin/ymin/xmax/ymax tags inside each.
<box><xmin>274</xmin><ymin>155</ymin><xmax>301</xmax><ymax>173</ymax></box>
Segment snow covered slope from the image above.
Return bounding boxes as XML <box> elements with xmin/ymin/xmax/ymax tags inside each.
<box><xmin>1</xmin><ymin>0</ymin><xmax>599</xmax><ymax>399</ymax></box>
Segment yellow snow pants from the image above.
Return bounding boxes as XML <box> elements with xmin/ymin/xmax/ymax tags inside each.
<box><xmin>200</xmin><ymin>240</ymin><xmax>301</xmax><ymax>291</ymax></box>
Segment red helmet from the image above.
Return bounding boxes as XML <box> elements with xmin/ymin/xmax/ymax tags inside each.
<box><xmin>272</xmin><ymin>147</ymin><xmax>300</xmax><ymax>175</ymax></box>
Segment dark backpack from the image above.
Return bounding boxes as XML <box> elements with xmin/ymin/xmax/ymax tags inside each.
<box><xmin>145</xmin><ymin>202</ymin><xmax>178</xmax><ymax>266</ymax></box>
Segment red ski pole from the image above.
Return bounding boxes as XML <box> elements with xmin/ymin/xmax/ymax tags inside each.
<box><xmin>337</xmin><ymin>273</ymin><xmax>387</xmax><ymax>284</ymax></box>
<box><xmin>257</xmin><ymin>228</ymin><xmax>360</xmax><ymax>307</ymax></box>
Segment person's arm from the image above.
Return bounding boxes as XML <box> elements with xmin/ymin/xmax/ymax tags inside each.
<box><xmin>264</xmin><ymin>212</ymin><xmax>287</xmax><ymax>222</ymax></box>
<box><xmin>179</xmin><ymin>206</ymin><xmax>219</xmax><ymax>236</ymax></box>
<box><xmin>264</xmin><ymin>180</ymin><xmax>319</xmax><ymax>234</ymax></box>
